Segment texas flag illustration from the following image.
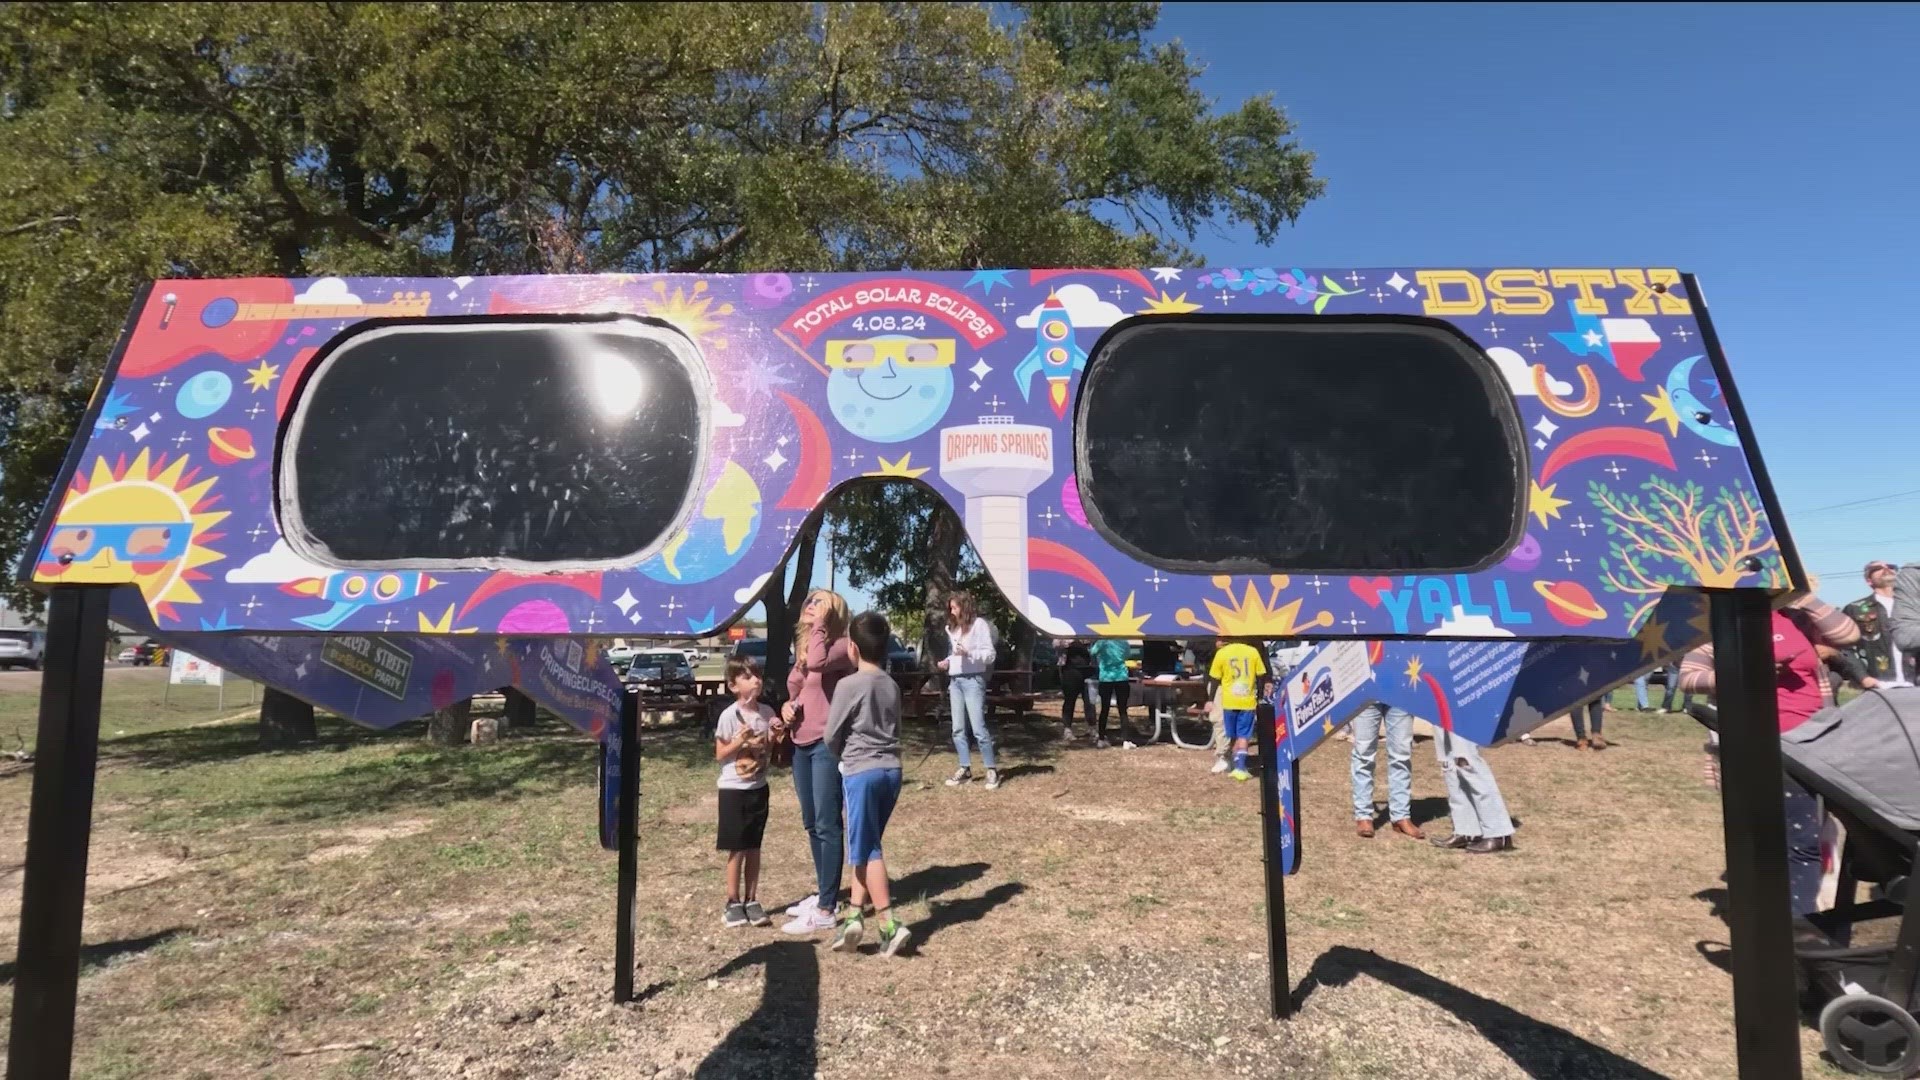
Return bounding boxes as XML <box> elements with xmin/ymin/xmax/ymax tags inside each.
<box><xmin>1548</xmin><ymin>302</ymin><xmax>1662</xmax><ymax>381</ymax></box>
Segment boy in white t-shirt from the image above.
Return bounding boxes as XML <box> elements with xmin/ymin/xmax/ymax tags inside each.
<box><xmin>715</xmin><ymin>656</ymin><xmax>776</xmax><ymax>928</ymax></box>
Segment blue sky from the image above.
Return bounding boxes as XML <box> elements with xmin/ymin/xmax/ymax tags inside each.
<box><xmin>793</xmin><ymin>2</ymin><xmax>1915</xmax><ymax>620</ymax></box>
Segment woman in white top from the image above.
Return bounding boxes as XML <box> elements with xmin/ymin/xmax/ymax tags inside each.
<box><xmin>938</xmin><ymin>590</ymin><xmax>1000</xmax><ymax>790</ymax></box>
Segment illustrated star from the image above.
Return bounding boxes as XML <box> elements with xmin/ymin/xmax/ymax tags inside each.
<box><xmin>1138</xmin><ymin>291</ymin><xmax>1201</xmax><ymax>315</ymax></box>
<box><xmin>865</xmin><ymin>453</ymin><xmax>929</xmax><ymax>479</ymax></box>
<box><xmin>1529</xmin><ymin>480</ymin><xmax>1570</xmax><ymax>528</ymax></box>
<box><xmin>1087</xmin><ymin>592</ymin><xmax>1151</xmax><ymax>636</ymax></box>
<box><xmin>1637</xmin><ymin>615</ymin><xmax>1672</xmax><ymax>661</ymax></box>
<box><xmin>1641</xmin><ymin>385</ymin><xmax>1682</xmax><ymax>437</ymax></box>
<box><xmin>965</xmin><ymin>269</ymin><xmax>1014</xmax><ymax>295</ymax></box>
<box><xmin>1150</xmin><ymin>267</ymin><xmax>1183</xmax><ymax>282</ymax></box>
<box><xmin>197</xmin><ymin>609</ymin><xmax>234</xmax><ymax>632</ymax></box>
<box><xmin>1404</xmin><ymin>655</ymin><xmax>1425</xmax><ymax>687</ymax></box>
<box><xmin>245</xmin><ymin>360</ymin><xmax>280</xmax><ymax>392</ymax></box>
<box><xmin>739</xmin><ymin>362</ymin><xmax>798</xmax><ymax>397</ymax></box>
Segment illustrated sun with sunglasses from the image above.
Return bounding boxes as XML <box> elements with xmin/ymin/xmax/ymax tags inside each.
<box><xmin>35</xmin><ymin>450</ymin><xmax>227</xmax><ymax>619</ymax></box>
<box><xmin>821</xmin><ymin>334</ymin><xmax>957</xmax><ymax>444</ymax></box>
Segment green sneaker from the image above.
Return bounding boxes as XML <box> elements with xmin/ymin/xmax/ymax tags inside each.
<box><xmin>830</xmin><ymin>915</ymin><xmax>864</xmax><ymax>953</ymax></box>
<box><xmin>877</xmin><ymin>920</ymin><xmax>913</xmax><ymax>957</ymax></box>
<box><xmin>1230</xmin><ymin>769</ymin><xmax>1252</xmax><ymax>782</ymax></box>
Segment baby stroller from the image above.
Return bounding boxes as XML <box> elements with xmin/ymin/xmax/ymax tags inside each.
<box><xmin>1695</xmin><ymin>690</ymin><xmax>1920</xmax><ymax>1076</ymax></box>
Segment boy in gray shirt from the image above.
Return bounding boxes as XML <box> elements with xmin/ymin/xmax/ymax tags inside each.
<box><xmin>825</xmin><ymin>611</ymin><xmax>910</xmax><ymax>957</ymax></box>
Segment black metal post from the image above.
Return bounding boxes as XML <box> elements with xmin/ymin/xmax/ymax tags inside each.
<box><xmin>612</xmin><ymin>685</ymin><xmax>640</xmax><ymax>1003</ymax></box>
<box><xmin>7</xmin><ymin>585</ymin><xmax>112</xmax><ymax>1080</ymax></box>
<box><xmin>1708</xmin><ymin>589</ymin><xmax>1802</xmax><ymax>1080</ymax></box>
<box><xmin>1254</xmin><ymin>701</ymin><xmax>1292</xmax><ymax>1019</ymax></box>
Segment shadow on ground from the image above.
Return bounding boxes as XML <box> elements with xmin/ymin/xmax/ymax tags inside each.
<box><xmin>0</xmin><ymin>927</ymin><xmax>188</xmax><ymax>986</ymax></box>
<box><xmin>1292</xmin><ymin>946</ymin><xmax>1666</xmax><ymax>1080</ymax></box>
<box><xmin>694</xmin><ymin>941</ymin><xmax>819</xmax><ymax>1080</ymax></box>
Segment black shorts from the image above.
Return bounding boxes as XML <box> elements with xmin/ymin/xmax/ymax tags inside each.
<box><xmin>716</xmin><ymin>786</ymin><xmax>770</xmax><ymax>852</ymax></box>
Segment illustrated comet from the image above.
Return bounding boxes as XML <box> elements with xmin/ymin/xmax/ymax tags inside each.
<box><xmin>1013</xmin><ymin>292</ymin><xmax>1088</xmax><ymax>418</ymax></box>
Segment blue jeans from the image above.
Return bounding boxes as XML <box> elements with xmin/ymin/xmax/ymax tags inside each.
<box><xmin>1350</xmin><ymin>704</ymin><xmax>1414</xmax><ymax>822</ymax></box>
<box><xmin>1632</xmin><ymin>675</ymin><xmax>1650</xmax><ymax>710</ymax></box>
<box><xmin>1571</xmin><ymin>699</ymin><xmax>1604</xmax><ymax>739</ymax></box>
<box><xmin>1661</xmin><ymin>665</ymin><xmax>1692</xmax><ymax>713</ymax></box>
<box><xmin>950</xmin><ymin>673</ymin><xmax>995</xmax><ymax>770</ymax></box>
<box><xmin>1436</xmin><ymin>731</ymin><xmax>1513</xmax><ymax>839</ymax></box>
<box><xmin>789</xmin><ymin>740</ymin><xmax>844</xmax><ymax>911</ymax></box>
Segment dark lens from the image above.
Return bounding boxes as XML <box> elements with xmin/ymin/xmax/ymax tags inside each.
<box><xmin>285</xmin><ymin>319</ymin><xmax>707</xmax><ymax>564</ymax></box>
<box><xmin>1075</xmin><ymin>318</ymin><xmax>1524</xmax><ymax>573</ymax></box>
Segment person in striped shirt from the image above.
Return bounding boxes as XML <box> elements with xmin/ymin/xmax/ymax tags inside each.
<box><xmin>1677</xmin><ymin>593</ymin><xmax>1859</xmax><ymax>919</ymax></box>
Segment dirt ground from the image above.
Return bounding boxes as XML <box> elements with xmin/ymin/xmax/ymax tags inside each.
<box><xmin>0</xmin><ymin>670</ymin><xmax>1857</xmax><ymax>1078</ymax></box>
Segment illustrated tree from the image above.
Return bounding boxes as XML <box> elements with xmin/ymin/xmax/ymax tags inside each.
<box><xmin>0</xmin><ymin>2</ymin><xmax>1323</xmax><ymax>699</ymax></box>
<box><xmin>1589</xmin><ymin>476</ymin><xmax>1783</xmax><ymax>630</ymax></box>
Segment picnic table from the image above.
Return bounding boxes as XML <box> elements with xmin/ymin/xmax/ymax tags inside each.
<box><xmin>895</xmin><ymin>667</ymin><xmax>1036</xmax><ymax>721</ymax></box>
<box><xmin>1135</xmin><ymin>675</ymin><xmax>1215</xmax><ymax>749</ymax></box>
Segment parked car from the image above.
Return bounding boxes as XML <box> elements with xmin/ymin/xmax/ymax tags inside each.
<box><xmin>605</xmin><ymin>639</ymin><xmax>639</xmax><ymax>670</ymax></box>
<box><xmin>0</xmin><ymin>629</ymin><xmax>45</xmax><ymax>670</ymax></box>
<box><xmin>115</xmin><ymin>647</ymin><xmax>140</xmax><ymax>665</ymax></box>
<box><xmin>885</xmin><ymin>635</ymin><xmax>918</xmax><ymax>673</ymax></box>
<box><xmin>623</xmin><ymin>650</ymin><xmax>696</xmax><ymax>694</ymax></box>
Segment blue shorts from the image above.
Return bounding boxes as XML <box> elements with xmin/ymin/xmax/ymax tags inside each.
<box><xmin>1221</xmin><ymin>708</ymin><xmax>1256</xmax><ymax>742</ymax></box>
<box><xmin>843</xmin><ymin>767</ymin><xmax>902</xmax><ymax>866</ymax></box>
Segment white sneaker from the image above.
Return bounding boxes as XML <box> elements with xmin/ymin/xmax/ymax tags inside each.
<box><xmin>945</xmin><ymin>768</ymin><xmax>972</xmax><ymax>787</ymax></box>
<box><xmin>782</xmin><ymin>906</ymin><xmax>837</xmax><ymax>935</ymax></box>
<box><xmin>1210</xmin><ymin>757</ymin><xmax>1230</xmax><ymax>774</ymax></box>
<box><xmin>984</xmin><ymin>769</ymin><xmax>1001</xmax><ymax>790</ymax></box>
<box><xmin>1094</xmin><ymin>739</ymin><xmax>1109</xmax><ymax>750</ymax></box>
<box><xmin>784</xmin><ymin>897</ymin><xmax>819</xmax><ymax>919</ymax></box>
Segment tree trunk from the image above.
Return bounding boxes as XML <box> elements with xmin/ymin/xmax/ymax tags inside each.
<box><xmin>920</xmin><ymin>505</ymin><xmax>963</xmax><ymax>668</ymax></box>
<box><xmin>762</xmin><ymin>515</ymin><xmax>821</xmax><ymax>695</ymax></box>
<box><xmin>258</xmin><ymin>687</ymin><xmax>317</xmax><ymax>748</ymax></box>
<box><xmin>427</xmin><ymin>699</ymin><xmax>473</xmax><ymax>746</ymax></box>
<box><xmin>502</xmin><ymin>687</ymin><xmax>536</xmax><ymax>731</ymax></box>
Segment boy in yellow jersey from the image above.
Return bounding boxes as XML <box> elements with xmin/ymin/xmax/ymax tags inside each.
<box><xmin>1206</xmin><ymin>637</ymin><xmax>1269</xmax><ymax>781</ymax></box>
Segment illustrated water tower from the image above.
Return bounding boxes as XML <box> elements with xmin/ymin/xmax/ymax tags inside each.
<box><xmin>937</xmin><ymin>414</ymin><xmax>1055</xmax><ymax>609</ymax></box>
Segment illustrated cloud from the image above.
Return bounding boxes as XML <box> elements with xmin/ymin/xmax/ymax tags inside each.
<box><xmin>1024</xmin><ymin>595</ymin><xmax>1074</xmax><ymax>636</ymax></box>
<box><xmin>1428</xmin><ymin>606</ymin><xmax>1517</xmax><ymax>638</ymax></box>
<box><xmin>292</xmin><ymin>277</ymin><xmax>363</xmax><ymax>306</ymax></box>
<box><xmin>1487</xmin><ymin>346</ymin><xmax>1572</xmax><ymax>397</ymax></box>
<box><xmin>225</xmin><ymin>539</ymin><xmax>332</xmax><ymax>584</ymax></box>
<box><xmin>1016</xmin><ymin>283</ymin><xmax>1126</xmax><ymax>329</ymax></box>
<box><xmin>734</xmin><ymin>572</ymin><xmax>773</xmax><ymax>605</ymax></box>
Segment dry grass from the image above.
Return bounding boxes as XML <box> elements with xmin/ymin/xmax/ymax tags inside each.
<box><xmin>0</xmin><ymin>672</ymin><xmax>1862</xmax><ymax>1078</ymax></box>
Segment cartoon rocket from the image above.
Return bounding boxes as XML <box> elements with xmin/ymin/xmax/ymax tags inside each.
<box><xmin>282</xmin><ymin>570</ymin><xmax>441</xmax><ymax>631</ymax></box>
<box><xmin>1014</xmin><ymin>292</ymin><xmax>1088</xmax><ymax>418</ymax></box>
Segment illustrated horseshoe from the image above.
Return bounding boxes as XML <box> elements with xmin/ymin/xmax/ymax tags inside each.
<box><xmin>1532</xmin><ymin>363</ymin><xmax>1600</xmax><ymax>417</ymax></box>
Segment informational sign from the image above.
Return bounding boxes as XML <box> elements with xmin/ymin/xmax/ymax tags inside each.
<box><xmin>319</xmin><ymin>636</ymin><xmax>413</xmax><ymax>701</ymax></box>
<box><xmin>1283</xmin><ymin>640</ymin><xmax>1372</xmax><ymax>738</ymax></box>
<box><xmin>168</xmin><ymin>650</ymin><xmax>223</xmax><ymax>686</ymax></box>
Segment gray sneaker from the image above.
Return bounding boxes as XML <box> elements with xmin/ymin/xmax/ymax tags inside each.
<box><xmin>984</xmin><ymin>769</ymin><xmax>1001</xmax><ymax>790</ymax></box>
<box><xmin>830</xmin><ymin>916</ymin><xmax>865</xmax><ymax>953</ymax></box>
<box><xmin>743</xmin><ymin>901</ymin><xmax>770</xmax><ymax>927</ymax></box>
<box><xmin>945</xmin><ymin>768</ymin><xmax>972</xmax><ymax>787</ymax></box>
<box><xmin>878</xmin><ymin>921</ymin><xmax>913</xmax><ymax>957</ymax></box>
<box><xmin>723</xmin><ymin>901</ymin><xmax>749</xmax><ymax>928</ymax></box>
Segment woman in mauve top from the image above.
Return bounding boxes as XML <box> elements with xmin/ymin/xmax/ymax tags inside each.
<box><xmin>779</xmin><ymin>588</ymin><xmax>858</xmax><ymax>934</ymax></box>
<box><xmin>1678</xmin><ymin>592</ymin><xmax>1859</xmax><ymax>919</ymax></box>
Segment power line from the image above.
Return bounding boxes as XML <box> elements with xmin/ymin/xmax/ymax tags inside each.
<box><xmin>1797</xmin><ymin>488</ymin><xmax>1920</xmax><ymax>515</ymax></box>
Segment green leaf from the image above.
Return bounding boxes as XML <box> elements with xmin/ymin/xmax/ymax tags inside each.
<box><xmin>1313</xmin><ymin>292</ymin><xmax>1331</xmax><ymax>314</ymax></box>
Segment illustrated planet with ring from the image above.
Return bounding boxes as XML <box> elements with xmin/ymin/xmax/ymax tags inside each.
<box><xmin>206</xmin><ymin>426</ymin><xmax>256</xmax><ymax>465</ymax></box>
<box><xmin>1501</xmin><ymin>533</ymin><xmax>1542</xmax><ymax>572</ymax></box>
<box><xmin>1534</xmin><ymin>579</ymin><xmax>1606</xmax><ymax>626</ymax></box>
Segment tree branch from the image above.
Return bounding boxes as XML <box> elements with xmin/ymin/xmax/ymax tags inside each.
<box><xmin>671</xmin><ymin>225</ymin><xmax>749</xmax><ymax>272</ymax></box>
<box><xmin>0</xmin><ymin>215</ymin><xmax>79</xmax><ymax>239</ymax></box>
